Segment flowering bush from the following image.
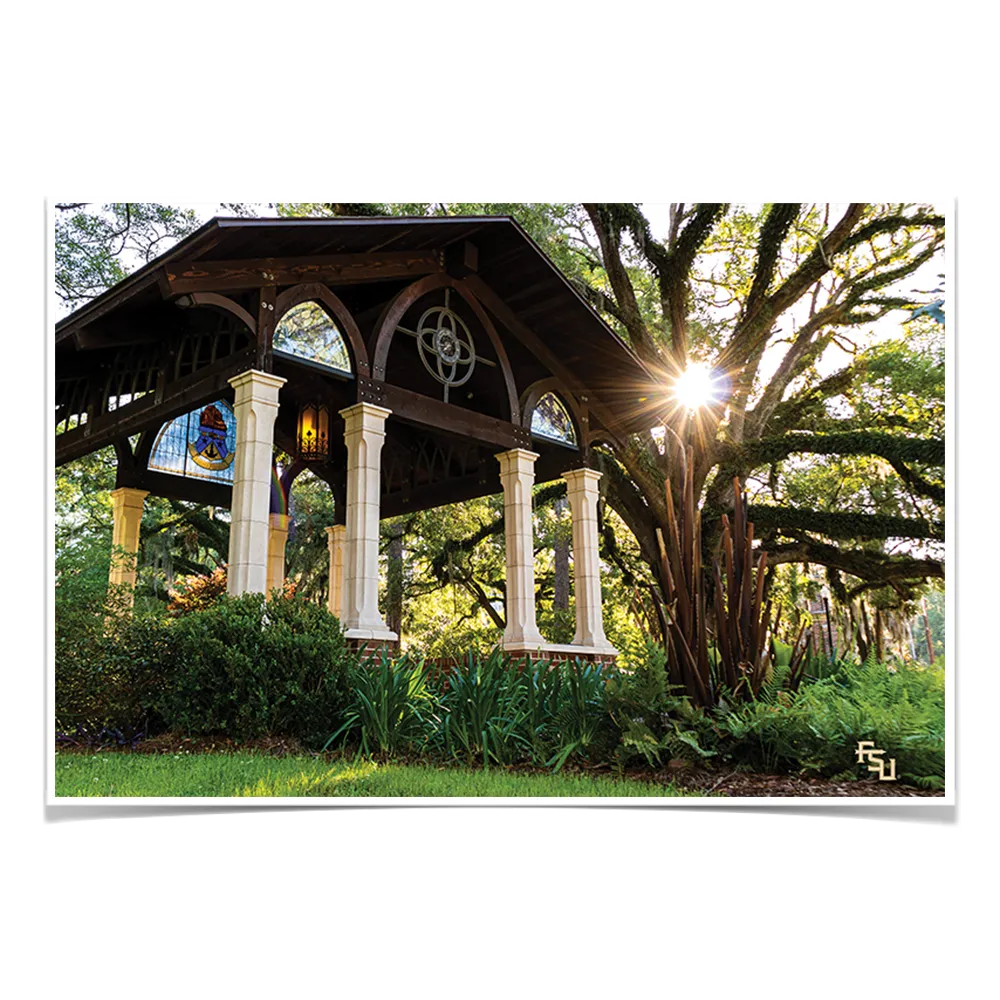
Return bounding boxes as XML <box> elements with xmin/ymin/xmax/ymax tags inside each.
<box><xmin>168</xmin><ymin>568</ymin><xmax>297</xmax><ymax>615</ymax></box>
<box><xmin>167</xmin><ymin>567</ymin><xmax>228</xmax><ymax>616</ymax></box>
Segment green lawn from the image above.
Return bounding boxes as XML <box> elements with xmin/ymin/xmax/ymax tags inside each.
<box><xmin>54</xmin><ymin>753</ymin><xmax>697</xmax><ymax>798</ymax></box>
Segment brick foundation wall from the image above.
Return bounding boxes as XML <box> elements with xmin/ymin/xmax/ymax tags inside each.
<box><xmin>346</xmin><ymin>637</ymin><xmax>400</xmax><ymax>658</ymax></box>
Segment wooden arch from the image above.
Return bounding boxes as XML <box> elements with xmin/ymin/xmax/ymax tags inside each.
<box><xmin>371</xmin><ymin>274</ymin><xmax>519</xmax><ymax>424</ymax></box>
<box><xmin>519</xmin><ymin>376</ymin><xmax>587</xmax><ymax>448</ymax></box>
<box><xmin>186</xmin><ymin>292</ymin><xmax>257</xmax><ymax>335</ymax></box>
<box><xmin>274</xmin><ymin>282</ymin><xmax>371</xmax><ymax>378</ymax></box>
<box><xmin>585</xmin><ymin>427</ymin><xmax>622</xmax><ymax>452</ymax></box>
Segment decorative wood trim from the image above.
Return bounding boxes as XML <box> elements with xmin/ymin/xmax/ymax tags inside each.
<box><xmin>55</xmin><ymin>347</ymin><xmax>254</xmax><ymax>466</ymax></box>
<box><xmin>459</xmin><ymin>274</ymin><xmax>624</xmax><ymax>444</ymax></box>
<box><xmin>163</xmin><ymin>252</ymin><xmax>443</xmax><ymax>295</ymax></box>
<box><xmin>370</xmin><ymin>274</ymin><xmax>519</xmax><ymax>424</ymax></box>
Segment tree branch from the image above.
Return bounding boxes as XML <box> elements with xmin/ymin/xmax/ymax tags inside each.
<box><xmin>888</xmin><ymin>459</ymin><xmax>945</xmax><ymax>504</ymax></box>
<box><xmin>718</xmin><ymin>203</ymin><xmax>867</xmax><ymax>373</ymax></box>
<box><xmin>762</xmin><ymin>538</ymin><xmax>943</xmax><ymax>591</ymax></box>
<box><xmin>742</xmin><ymin>505</ymin><xmax>943</xmax><ymax>541</ymax></box>
<box><xmin>715</xmin><ymin>431</ymin><xmax>944</xmax><ymax>472</ymax></box>
<box><xmin>582</xmin><ymin>203</ymin><xmax>659</xmax><ymax>364</ymax></box>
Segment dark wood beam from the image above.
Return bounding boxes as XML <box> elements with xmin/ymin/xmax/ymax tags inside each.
<box><xmin>380</xmin><ymin>450</ymin><xmax>573</xmax><ymax>518</ymax></box>
<box><xmin>162</xmin><ymin>252</ymin><xmax>444</xmax><ymax>295</ymax></box>
<box><xmin>56</xmin><ymin>347</ymin><xmax>255</xmax><ymax>466</ymax></box>
<box><xmin>382</xmin><ymin>471</ymin><xmax>498</xmax><ymax>518</ymax></box>
<box><xmin>116</xmin><ymin>468</ymin><xmax>233</xmax><ymax>509</ymax></box>
<box><xmin>377</xmin><ymin>383</ymin><xmax>533</xmax><ymax>452</ymax></box>
<box><xmin>444</xmin><ymin>240</ymin><xmax>479</xmax><ymax>277</ymax></box>
<box><xmin>256</xmin><ymin>285</ymin><xmax>276</xmax><ymax>370</ymax></box>
<box><xmin>74</xmin><ymin>328</ymin><xmax>161</xmax><ymax>350</ymax></box>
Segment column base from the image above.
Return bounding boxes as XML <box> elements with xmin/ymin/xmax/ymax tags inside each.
<box><xmin>345</xmin><ymin>627</ymin><xmax>400</xmax><ymax>660</ymax></box>
<box><xmin>501</xmin><ymin>641</ymin><xmax>619</xmax><ymax>667</ymax></box>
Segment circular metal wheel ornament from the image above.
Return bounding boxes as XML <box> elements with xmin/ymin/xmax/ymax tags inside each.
<box><xmin>416</xmin><ymin>303</ymin><xmax>477</xmax><ymax>396</ymax></box>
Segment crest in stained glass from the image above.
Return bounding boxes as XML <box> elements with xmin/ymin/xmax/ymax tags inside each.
<box><xmin>530</xmin><ymin>392</ymin><xmax>577</xmax><ymax>447</ymax></box>
<box><xmin>148</xmin><ymin>399</ymin><xmax>237</xmax><ymax>483</ymax></box>
<box><xmin>273</xmin><ymin>301</ymin><xmax>352</xmax><ymax>373</ymax></box>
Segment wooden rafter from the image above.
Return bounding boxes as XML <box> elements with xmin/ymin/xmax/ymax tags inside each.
<box><xmin>162</xmin><ymin>252</ymin><xmax>444</xmax><ymax>295</ymax></box>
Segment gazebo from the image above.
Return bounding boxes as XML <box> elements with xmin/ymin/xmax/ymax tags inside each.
<box><xmin>55</xmin><ymin>216</ymin><xmax>654</xmax><ymax>662</ymax></box>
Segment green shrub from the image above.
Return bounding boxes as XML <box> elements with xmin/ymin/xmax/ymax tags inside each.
<box><xmin>326</xmin><ymin>653</ymin><xmax>433</xmax><ymax>756</ymax></box>
<box><xmin>603</xmin><ymin>642</ymin><xmax>944</xmax><ymax>785</ymax></box>
<box><xmin>55</xmin><ymin>582</ymin><xmax>173</xmax><ymax>741</ymax></box>
<box><xmin>432</xmin><ymin>651</ymin><xmax>533</xmax><ymax>765</ymax></box>
<box><xmin>430</xmin><ymin>652</ymin><xmax>615</xmax><ymax>769</ymax></box>
<box><xmin>606</xmin><ymin>640</ymin><xmax>718</xmax><ymax>768</ymax></box>
<box><xmin>157</xmin><ymin>593</ymin><xmax>353</xmax><ymax>747</ymax></box>
<box><xmin>707</xmin><ymin>657</ymin><xmax>945</xmax><ymax>783</ymax></box>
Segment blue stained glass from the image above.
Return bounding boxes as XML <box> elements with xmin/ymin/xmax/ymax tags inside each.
<box><xmin>530</xmin><ymin>392</ymin><xmax>577</xmax><ymax>447</ymax></box>
<box><xmin>148</xmin><ymin>399</ymin><xmax>237</xmax><ymax>483</ymax></box>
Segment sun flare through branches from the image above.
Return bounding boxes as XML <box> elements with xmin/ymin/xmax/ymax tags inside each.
<box><xmin>671</xmin><ymin>363</ymin><xmax>720</xmax><ymax>412</ymax></box>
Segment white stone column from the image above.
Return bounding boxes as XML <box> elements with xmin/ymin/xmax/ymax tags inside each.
<box><xmin>340</xmin><ymin>403</ymin><xmax>396</xmax><ymax>641</ymax></box>
<box><xmin>227</xmin><ymin>370</ymin><xmax>286</xmax><ymax>596</ymax></box>
<box><xmin>109</xmin><ymin>486</ymin><xmax>148</xmax><ymax>605</ymax></box>
<box><xmin>266</xmin><ymin>513</ymin><xmax>289</xmax><ymax>597</ymax></box>
<box><xmin>496</xmin><ymin>448</ymin><xmax>545</xmax><ymax>651</ymax></box>
<box><xmin>325</xmin><ymin>524</ymin><xmax>346</xmax><ymax>620</ymax></box>
<box><xmin>564</xmin><ymin>468</ymin><xmax>617</xmax><ymax>655</ymax></box>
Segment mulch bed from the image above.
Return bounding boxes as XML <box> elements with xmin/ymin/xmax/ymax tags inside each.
<box><xmin>56</xmin><ymin>733</ymin><xmax>307</xmax><ymax>757</ymax></box>
<box><xmin>637</xmin><ymin>765</ymin><xmax>945</xmax><ymax>797</ymax></box>
<box><xmin>55</xmin><ymin>735</ymin><xmax>944</xmax><ymax>796</ymax></box>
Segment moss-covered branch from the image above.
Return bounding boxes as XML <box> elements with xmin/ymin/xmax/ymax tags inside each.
<box><xmin>742</xmin><ymin>505</ymin><xmax>943</xmax><ymax>541</ymax></box>
<box><xmin>715</xmin><ymin>431</ymin><xmax>944</xmax><ymax>470</ymax></box>
<box><xmin>888</xmin><ymin>459</ymin><xmax>945</xmax><ymax>504</ymax></box>
<box><xmin>762</xmin><ymin>538</ymin><xmax>944</xmax><ymax>596</ymax></box>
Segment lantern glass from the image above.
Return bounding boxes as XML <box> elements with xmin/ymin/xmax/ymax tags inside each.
<box><xmin>297</xmin><ymin>401</ymin><xmax>330</xmax><ymax>461</ymax></box>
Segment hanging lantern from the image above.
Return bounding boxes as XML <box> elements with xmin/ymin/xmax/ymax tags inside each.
<box><xmin>297</xmin><ymin>400</ymin><xmax>330</xmax><ymax>462</ymax></box>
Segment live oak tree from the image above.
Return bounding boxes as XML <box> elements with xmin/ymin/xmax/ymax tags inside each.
<box><xmin>573</xmin><ymin>203</ymin><xmax>944</xmax><ymax>621</ymax></box>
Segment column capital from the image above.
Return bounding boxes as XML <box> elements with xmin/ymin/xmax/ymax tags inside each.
<box><xmin>495</xmin><ymin>448</ymin><xmax>540</xmax><ymax>476</ymax></box>
<box><xmin>339</xmin><ymin>402</ymin><xmax>392</xmax><ymax>425</ymax></box>
<box><xmin>228</xmin><ymin>368</ymin><xmax>287</xmax><ymax>395</ymax></box>
<box><xmin>563</xmin><ymin>467</ymin><xmax>602</xmax><ymax>490</ymax></box>
<box><xmin>110</xmin><ymin>486</ymin><xmax>149</xmax><ymax>505</ymax></box>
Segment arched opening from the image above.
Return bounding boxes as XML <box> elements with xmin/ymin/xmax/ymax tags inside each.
<box><xmin>273</xmin><ymin>301</ymin><xmax>353</xmax><ymax>374</ymax></box>
<box><xmin>273</xmin><ymin>463</ymin><xmax>339</xmax><ymax>603</ymax></box>
<box><xmin>529</xmin><ymin>391</ymin><xmax>578</xmax><ymax>448</ymax></box>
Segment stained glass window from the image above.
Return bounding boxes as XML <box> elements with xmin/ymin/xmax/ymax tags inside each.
<box><xmin>530</xmin><ymin>392</ymin><xmax>578</xmax><ymax>447</ymax></box>
<box><xmin>148</xmin><ymin>399</ymin><xmax>237</xmax><ymax>483</ymax></box>
<box><xmin>273</xmin><ymin>301</ymin><xmax>352</xmax><ymax>373</ymax></box>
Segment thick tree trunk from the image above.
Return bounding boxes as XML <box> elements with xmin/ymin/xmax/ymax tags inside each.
<box><xmin>387</xmin><ymin>525</ymin><xmax>404</xmax><ymax>637</ymax></box>
<box><xmin>553</xmin><ymin>497</ymin><xmax>570</xmax><ymax>611</ymax></box>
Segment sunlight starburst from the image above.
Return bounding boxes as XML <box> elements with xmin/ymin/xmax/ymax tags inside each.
<box><xmin>672</xmin><ymin>363</ymin><xmax>719</xmax><ymax>411</ymax></box>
